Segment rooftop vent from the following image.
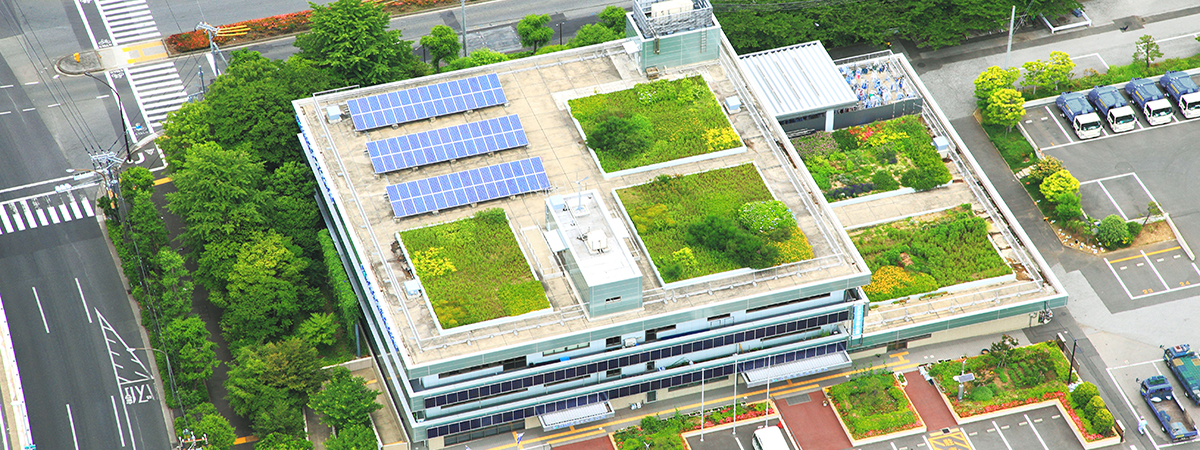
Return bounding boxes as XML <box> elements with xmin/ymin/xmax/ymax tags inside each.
<box><xmin>326</xmin><ymin>105</ymin><xmax>344</xmax><ymax>123</ymax></box>
<box><xmin>586</xmin><ymin>231</ymin><xmax>609</xmax><ymax>254</ymax></box>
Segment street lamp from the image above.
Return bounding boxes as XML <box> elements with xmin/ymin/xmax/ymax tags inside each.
<box><xmin>128</xmin><ymin>346</ymin><xmax>179</xmax><ymax>410</ymax></box>
<box><xmin>557</xmin><ymin>23</ymin><xmax>564</xmax><ymax>46</ymax></box>
<box><xmin>461</xmin><ymin>0</ymin><xmax>468</xmax><ymax>58</ymax></box>
<box><xmin>81</xmin><ymin>72</ymin><xmax>133</xmax><ymax>163</ymax></box>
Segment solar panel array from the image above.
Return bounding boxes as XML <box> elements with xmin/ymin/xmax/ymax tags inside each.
<box><xmin>348</xmin><ymin>74</ymin><xmax>507</xmax><ymax>131</ymax></box>
<box><xmin>386</xmin><ymin>157</ymin><xmax>551</xmax><ymax>218</ymax></box>
<box><xmin>367</xmin><ymin>115</ymin><xmax>528</xmax><ymax>174</ymax></box>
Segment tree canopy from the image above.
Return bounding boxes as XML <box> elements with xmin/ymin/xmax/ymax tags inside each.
<box><xmin>215</xmin><ymin>232</ymin><xmax>314</xmax><ymax>348</ymax></box>
<box><xmin>295</xmin><ymin>0</ymin><xmax>423</xmax><ymax>86</ymax></box>
<box><xmin>517</xmin><ymin>14</ymin><xmax>554</xmax><ymax>51</ymax></box>
<box><xmin>420</xmin><ymin>25</ymin><xmax>461</xmax><ymax>72</ymax></box>
<box><xmin>569</xmin><ymin>23</ymin><xmax>622</xmax><ymax>48</ymax></box>
<box><xmin>984</xmin><ymin>88</ymin><xmax>1026</xmax><ymax>130</ymax></box>
<box><xmin>973</xmin><ymin>66</ymin><xmax>1019</xmax><ymax>105</ymax></box>
<box><xmin>225</xmin><ymin>338</ymin><xmax>328</xmax><ymax>436</ymax></box>
<box><xmin>309</xmin><ymin>367</ymin><xmax>383</xmax><ymax>431</ymax></box>
<box><xmin>599</xmin><ymin>6</ymin><xmax>627</xmax><ymax>33</ymax></box>
<box><xmin>325</xmin><ymin>425</ymin><xmax>378</xmax><ymax>450</ymax></box>
<box><xmin>1133</xmin><ymin>35</ymin><xmax>1163</xmax><ymax>69</ymax></box>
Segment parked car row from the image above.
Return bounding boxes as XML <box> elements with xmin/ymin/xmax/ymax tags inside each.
<box><xmin>1055</xmin><ymin>71</ymin><xmax>1200</xmax><ymax>139</ymax></box>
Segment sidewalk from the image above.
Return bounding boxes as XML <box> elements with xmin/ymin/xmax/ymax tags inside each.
<box><xmin>902</xmin><ymin>371</ymin><xmax>957</xmax><ymax>432</ymax></box>
<box><xmin>775</xmin><ymin>390</ymin><xmax>850</xmax><ymax>450</ymax></box>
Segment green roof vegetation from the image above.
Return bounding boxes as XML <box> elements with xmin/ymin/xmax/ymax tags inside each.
<box><xmin>569</xmin><ymin>76</ymin><xmax>742</xmax><ymax>172</ymax></box>
<box><xmin>400</xmin><ymin>209</ymin><xmax>549</xmax><ymax>328</ymax></box>
<box><xmin>616</xmin><ymin>164</ymin><xmax>813</xmax><ymax>283</ymax></box>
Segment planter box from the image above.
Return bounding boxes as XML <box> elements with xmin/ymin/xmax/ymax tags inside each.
<box><xmin>826</xmin><ymin>385</ymin><xmax>927</xmax><ymax>446</ymax></box>
<box><xmin>936</xmin><ymin>388</ymin><xmax>1120</xmax><ymax>449</ymax></box>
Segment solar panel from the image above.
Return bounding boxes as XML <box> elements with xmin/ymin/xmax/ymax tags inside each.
<box><xmin>366</xmin><ymin>115</ymin><xmax>528</xmax><ymax>174</ymax></box>
<box><xmin>385</xmin><ymin>157</ymin><xmax>551</xmax><ymax>218</ymax></box>
<box><xmin>348</xmin><ymin>74</ymin><xmax>508</xmax><ymax>131</ymax></box>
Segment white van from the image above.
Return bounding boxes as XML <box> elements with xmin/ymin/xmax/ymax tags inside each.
<box><xmin>752</xmin><ymin>426</ymin><xmax>791</xmax><ymax>450</ymax></box>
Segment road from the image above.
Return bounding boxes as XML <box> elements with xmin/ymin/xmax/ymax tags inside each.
<box><xmin>0</xmin><ymin>0</ymin><xmax>174</xmax><ymax>448</ymax></box>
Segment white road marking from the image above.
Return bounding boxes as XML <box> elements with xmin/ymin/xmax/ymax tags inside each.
<box><xmin>1096</xmin><ymin>181</ymin><xmax>1128</xmax><ymax>220</ymax></box>
<box><xmin>0</xmin><ymin>111</ymin><xmax>9</xmax><ymax>116</ymax></box>
<box><xmin>0</xmin><ymin>207</ymin><xmax>11</xmax><ymax>233</ymax></box>
<box><xmin>32</xmin><ymin>287</ymin><xmax>48</xmax><ymax>333</ymax></box>
<box><xmin>48</xmin><ymin>103</ymin><xmax>60</xmax><ymax>108</ymax></box>
<box><xmin>12</xmin><ymin>208</ymin><xmax>24</xmax><ymax>231</ymax></box>
<box><xmin>1143</xmin><ymin>250</ymin><xmax>1171</xmax><ymax>290</ymax></box>
<box><xmin>0</xmin><ymin>85</ymin><xmax>11</xmax><ymax>88</ymax></box>
<box><xmin>111</xmin><ymin>396</ymin><xmax>126</xmax><ymax>447</ymax></box>
<box><xmin>58</xmin><ymin>204</ymin><xmax>71</xmax><ymax>222</ymax></box>
<box><xmin>66</xmin><ymin>404</ymin><xmax>80</xmax><ymax>450</ymax></box>
<box><xmin>23</xmin><ymin>81</ymin><xmax>36</xmax><ymax>85</ymax></box>
<box><xmin>1024</xmin><ymin>414</ymin><xmax>1049</xmax><ymax>449</ymax></box>
<box><xmin>81</xmin><ymin>196</ymin><xmax>95</xmax><ymax>217</ymax></box>
<box><xmin>76</xmin><ymin>278</ymin><xmax>91</xmax><ymax>324</ymax></box>
<box><xmin>21</xmin><ymin>200</ymin><xmax>36</xmax><ymax>228</ymax></box>
<box><xmin>20</xmin><ymin>108</ymin><xmax>34</xmax><ymax>112</ymax></box>
<box><xmin>992</xmin><ymin>420</ymin><xmax>1013</xmax><ymax>450</ymax></box>
<box><xmin>35</xmin><ymin>208</ymin><xmax>47</xmax><ymax>226</ymax></box>
<box><xmin>70</xmin><ymin>197</ymin><xmax>83</xmax><ymax>219</ymax></box>
<box><xmin>96</xmin><ymin>94</ymin><xmax>111</xmax><ymax>99</ymax></box>
<box><xmin>1045</xmin><ymin>105</ymin><xmax>1074</xmax><ymax>143</ymax></box>
<box><xmin>48</xmin><ymin>206</ymin><xmax>59</xmax><ymax>224</ymax></box>
<box><xmin>1075</xmin><ymin>52</ymin><xmax>1110</xmax><ymax>70</ymax></box>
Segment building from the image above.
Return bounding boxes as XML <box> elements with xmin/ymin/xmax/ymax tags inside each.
<box><xmin>293</xmin><ymin>2</ymin><xmax>1067</xmax><ymax>448</ymax></box>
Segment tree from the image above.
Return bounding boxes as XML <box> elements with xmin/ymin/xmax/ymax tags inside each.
<box><xmin>309</xmin><ymin>367</ymin><xmax>383</xmax><ymax>431</ymax></box>
<box><xmin>1026</xmin><ymin>156</ymin><xmax>1064</xmax><ymax>185</ymax></box>
<box><xmin>973</xmin><ymin>66</ymin><xmax>1020</xmax><ymax>105</ymax></box>
<box><xmin>420</xmin><ymin>25</ymin><xmax>461</xmax><ymax>73</ymax></box>
<box><xmin>1097</xmin><ymin>214</ymin><xmax>1130</xmax><ymax>248</ymax></box>
<box><xmin>984</xmin><ymin>88</ymin><xmax>1026</xmax><ymax>131</ymax></box>
<box><xmin>1091</xmin><ymin>408</ymin><xmax>1115</xmax><ymax>434</ymax></box>
<box><xmin>215</xmin><ymin>232</ymin><xmax>313</xmax><ymax>348</ymax></box>
<box><xmin>1053</xmin><ymin>192</ymin><xmax>1082</xmax><ymax>221</ymax></box>
<box><xmin>167</xmin><ymin>141</ymin><xmax>269</xmax><ymax>253</ymax></box>
<box><xmin>256</xmin><ymin>433</ymin><xmax>315</xmax><ymax>450</ymax></box>
<box><xmin>267</xmin><ymin>161</ymin><xmax>322</xmax><ymax>278</ymax></box>
<box><xmin>119</xmin><ymin>166</ymin><xmax>155</xmax><ymax>193</ymax></box>
<box><xmin>586</xmin><ymin>115</ymin><xmax>653</xmax><ymax>156</ymax></box>
<box><xmin>444</xmin><ymin>48</ymin><xmax>509</xmax><ymax>72</ymax></box>
<box><xmin>599</xmin><ymin>6</ymin><xmax>626</xmax><ymax>33</ymax></box>
<box><xmin>569</xmin><ymin>23</ymin><xmax>622</xmax><ymax>48</ymax></box>
<box><xmin>1039</xmin><ymin>169</ymin><xmax>1080</xmax><ymax>200</ymax></box>
<box><xmin>1044</xmin><ymin>51</ymin><xmax>1076</xmax><ymax>91</ymax></box>
<box><xmin>517</xmin><ymin>14</ymin><xmax>553</xmax><ymax>52</ymax></box>
<box><xmin>226</xmin><ymin>338</ymin><xmax>327</xmax><ymax>436</ymax></box>
<box><xmin>326</xmin><ymin>425</ymin><xmax>378</xmax><ymax>450</ymax></box>
<box><xmin>295</xmin><ymin>0</ymin><xmax>422</xmax><ymax>86</ymax></box>
<box><xmin>162</xmin><ymin>315</ymin><xmax>220</xmax><ymax>406</ymax></box>
<box><xmin>1071</xmin><ymin>381</ymin><xmax>1098</xmax><ymax>408</ymax></box>
<box><xmin>299</xmin><ymin>312</ymin><xmax>339</xmax><ymax>348</ymax></box>
<box><xmin>989</xmin><ymin>334</ymin><xmax>1019</xmax><ymax>368</ymax></box>
<box><xmin>175</xmin><ymin>403</ymin><xmax>236</xmax><ymax>450</ymax></box>
<box><xmin>1132</xmin><ymin>35</ymin><xmax>1163</xmax><ymax>70</ymax></box>
<box><xmin>159</xmin><ymin>101</ymin><xmax>215</xmax><ymax>169</ymax></box>
<box><xmin>153</xmin><ymin>247</ymin><xmax>194</xmax><ymax>322</ymax></box>
<box><xmin>1022</xmin><ymin>58</ymin><xmax>1049</xmax><ymax>95</ymax></box>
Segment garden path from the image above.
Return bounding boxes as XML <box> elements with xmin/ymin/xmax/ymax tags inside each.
<box><xmin>902</xmin><ymin>371</ymin><xmax>958</xmax><ymax>432</ymax></box>
<box><xmin>776</xmin><ymin>390</ymin><xmax>851</xmax><ymax>450</ymax></box>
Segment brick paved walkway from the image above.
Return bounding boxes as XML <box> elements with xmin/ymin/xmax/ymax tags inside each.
<box><xmin>776</xmin><ymin>390</ymin><xmax>852</xmax><ymax>450</ymax></box>
<box><xmin>553</xmin><ymin>435</ymin><xmax>615</xmax><ymax>450</ymax></box>
<box><xmin>903</xmin><ymin>371</ymin><xmax>958</xmax><ymax>432</ymax></box>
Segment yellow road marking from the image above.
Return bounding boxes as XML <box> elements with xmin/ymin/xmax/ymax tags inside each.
<box><xmin>120</xmin><ymin>41</ymin><xmax>162</xmax><ymax>52</ymax></box>
<box><xmin>547</xmin><ymin>429</ymin><xmax>605</xmax><ymax>446</ymax></box>
<box><xmin>928</xmin><ymin>429</ymin><xmax>972</xmax><ymax>450</ymax></box>
<box><xmin>126</xmin><ymin>52</ymin><xmax>167</xmax><ymax>64</ymax></box>
<box><xmin>1109</xmin><ymin>246</ymin><xmax>1181</xmax><ymax>264</ymax></box>
<box><xmin>232</xmin><ymin>435</ymin><xmax>259</xmax><ymax>445</ymax></box>
<box><xmin>153</xmin><ymin>177</ymin><xmax>172</xmax><ymax>186</ymax></box>
<box><xmin>489</xmin><ymin>354</ymin><xmax>914</xmax><ymax>450</ymax></box>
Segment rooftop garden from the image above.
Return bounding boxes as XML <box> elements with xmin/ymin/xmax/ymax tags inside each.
<box><xmin>927</xmin><ymin>337</ymin><xmax>1113</xmax><ymax>441</ymax></box>
<box><xmin>794</xmin><ymin>115</ymin><xmax>951</xmax><ymax>202</ymax></box>
<box><xmin>399</xmin><ymin>208</ymin><xmax>549</xmax><ymax>328</ymax></box>
<box><xmin>616</xmin><ymin>164</ymin><xmax>813</xmax><ymax>283</ymax></box>
<box><xmin>569</xmin><ymin>76</ymin><xmax>742</xmax><ymax>172</ymax></box>
<box><xmin>852</xmin><ymin>205</ymin><xmax>1012</xmax><ymax>302</ymax></box>
<box><xmin>828</xmin><ymin>371</ymin><xmax>922</xmax><ymax>440</ymax></box>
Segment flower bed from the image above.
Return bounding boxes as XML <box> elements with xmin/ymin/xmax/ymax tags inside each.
<box><xmin>795</xmin><ymin>115</ymin><xmax>951</xmax><ymax>202</ymax></box>
<box><xmin>852</xmin><ymin>205</ymin><xmax>1012</xmax><ymax>301</ymax></box>
<box><xmin>569</xmin><ymin>76</ymin><xmax>742</xmax><ymax>172</ymax></box>
<box><xmin>928</xmin><ymin>340</ymin><xmax>1116</xmax><ymax>443</ymax></box>
<box><xmin>614</xmin><ymin>401</ymin><xmax>773</xmax><ymax>449</ymax></box>
<box><xmin>827</xmin><ymin>372</ymin><xmax>923</xmax><ymax>440</ymax></box>
<box><xmin>688</xmin><ymin>401</ymin><xmax>772</xmax><ymax>431</ymax></box>
<box><xmin>398</xmin><ymin>208</ymin><xmax>548</xmax><ymax>329</ymax></box>
<box><xmin>165</xmin><ymin>0</ymin><xmax>460</xmax><ymax>54</ymax></box>
<box><xmin>615</xmin><ymin>165</ymin><xmax>813</xmax><ymax>283</ymax></box>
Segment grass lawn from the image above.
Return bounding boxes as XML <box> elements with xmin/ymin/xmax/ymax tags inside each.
<box><xmin>616</xmin><ymin>164</ymin><xmax>813</xmax><ymax>283</ymax></box>
<box><xmin>982</xmin><ymin>123</ymin><xmax>1037</xmax><ymax>172</ymax></box>
<box><xmin>400</xmin><ymin>209</ymin><xmax>548</xmax><ymax>328</ymax></box>
<box><xmin>569</xmin><ymin>76</ymin><xmax>741</xmax><ymax>172</ymax></box>
<box><xmin>852</xmin><ymin>205</ymin><xmax>1012</xmax><ymax>301</ymax></box>
<box><xmin>796</xmin><ymin>115</ymin><xmax>950</xmax><ymax>202</ymax></box>
<box><xmin>828</xmin><ymin>372</ymin><xmax>922</xmax><ymax>439</ymax></box>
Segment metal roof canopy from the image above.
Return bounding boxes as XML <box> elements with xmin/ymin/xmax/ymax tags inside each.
<box><xmin>740</xmin><ymin>350</ymin><xmax>851</xmax><ymax>387</ymax></box>
<box><xmin>739</xmin><ymin>41</ymin><xmax>859</xmax><ymax>120</ymax></box>
<box><xmin>538</xmin><ymin>401</ymin><xmax>614</xmax><ymax>431</ymax></box>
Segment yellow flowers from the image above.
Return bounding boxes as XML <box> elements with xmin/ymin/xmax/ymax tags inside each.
<box><xmin>412</xmin><ymin>247</ymin><xmax>456</xmax><ymax>277</ymax></box>
<box><xmin>704</xmin><ymin>127</ymin><xmax>742</xmax><ymax>152</ymax></box>
<box><xmin>863</xmin><ymin>265</ymin><xmax>937</xmax><ymax>300</ymax></box>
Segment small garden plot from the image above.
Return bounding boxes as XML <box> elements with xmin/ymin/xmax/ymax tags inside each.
<box><xmin>827</xmin><ymin>371</ymin><xmax>922</xmax><ymax>439</ymax></box>
<box><xmin>927</xmin><ymin>338</ymin><xmax>1114</xmax><ymax>442</ymax></box>
<box><xmin>569</xmin><ymin>76</ymin><xmax>742</xmax><ymax>172</ymax></box>
<box><xmin>616</xmin><ymin>164</ymin><xmax>814</xmax><ymax>283</ymax></box>
<box><xmin>853</xmin><ymin>205</ymin><xmax>1011</xmax><ymax>302</ymax></box>
<box><xmin>399</xmin><ymin>209</ymin><xmax>549</xmax><ymax>329</ymax></box>
<box><xmin>794</xmin><ymin>115</ymin><xmax>951</xmax><ymax>202</ymax></box>
<box><xmin>614</xmin><ymin>401</ymin><xmax>771</xmax><ymax>449</ymax></box>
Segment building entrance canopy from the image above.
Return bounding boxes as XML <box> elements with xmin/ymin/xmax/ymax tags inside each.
<box><xmin>538</xmin><ymin>401</ymin><xmax>615</xmax><ymax>431</ymax></box>
<box><xmin>740</xmin><ymin>350</ymin><xmax>851</xmax><ymax>387</ymax></box>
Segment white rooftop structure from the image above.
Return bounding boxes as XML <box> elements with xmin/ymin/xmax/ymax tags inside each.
<box><xmin>738</xmin><ymin>41</ymin><xmax>859</xmax><ymax>120</ymax></box>
<box><xmin>545</xmin><ymin>190</ymin><xmax>641</xmax><ymax>287</ymax></box>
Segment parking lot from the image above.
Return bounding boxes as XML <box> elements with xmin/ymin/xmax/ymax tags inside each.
<box><xmin>685</xmin><ymin>417</ymin><xmax>795</xmax><ymax>450</ymax></box>
<box><xmin>1107</xmin><ymin>358</ymin><xmax>1200</xmax><ymax>449</ymax></box>
<box><xmin>1078</xmin><ymin>173</ymin><xmax>1158</xmax><ymax>222</ymax></box>
<box><xmin>852</xmin><ymin>406</ymin><xmax>1080</xmax><ymax>450</ymax></box>
<box><xmin>1103</xmin><ymin>241</ymin><xmax>1200</xmax><ymax>300</ymax></box>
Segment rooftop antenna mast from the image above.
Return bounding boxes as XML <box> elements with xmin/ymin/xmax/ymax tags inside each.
<box><xmin>573</xmin><ymin>176</ymin><xmax>590</xmax><ymax>213</ymax></box>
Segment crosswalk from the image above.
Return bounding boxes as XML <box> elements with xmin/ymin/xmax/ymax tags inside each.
<box><xmin>122</xmin><ymin>62</ymin><xmax>189</xmax><ymax>129</ymax></box>
<box><xmin>0</xmin><ymin>192</ymin><xmax>95</xmax><ymax>236</ymax></box>
<box><xmin>94</xmin><ymin>0</ymin><xmax>161</xmax><ymax>46</ymax></box>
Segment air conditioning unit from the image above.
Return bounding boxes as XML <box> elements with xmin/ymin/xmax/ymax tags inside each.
<box><xmin>623</xmin><ymin>338</ymin><xmax>637</xmax><ymax>348</ymax></box>
<box><xmin>326</xmin><ymin>105</ymin><xmax>344</xmax><ymax>123</ymax></box>
<box><xmin>586</xmin><ymin>231</ymin><xmax>609</xmax><ymax>254</ymax></box>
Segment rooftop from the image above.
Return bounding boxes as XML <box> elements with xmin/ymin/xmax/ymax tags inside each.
<box><xmin>739</xmin><ymin>41</ymin><xmax>859</xmax><ymax>119</ymax></box>
<box><xmin>295</xmin><ymin>39</ymin><xmax>868</xmax><ymax>367</ymax></box>
<box><xmin>546</xmin><ymin>190</ymin><xmax>641</xmax><ymax>287</ymax></box>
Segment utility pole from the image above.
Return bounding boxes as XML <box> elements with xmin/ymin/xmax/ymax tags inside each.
<box><xmin>1005</xmin><ymin>5</ymin><xmax>1016</xmax><ymax>68</ymax></box>
<box><xmin>81</xmin><ymin>72</ymin><xmax>132</xmax><ymax>162</ymax></box>
<box><xmin>461</xmin><ymin>0</ymin><xmax>468</xmax><ymax>58</ymax></box>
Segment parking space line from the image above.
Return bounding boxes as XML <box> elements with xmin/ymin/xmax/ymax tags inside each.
<box><xmin>991</xmin><ymin>420</ymin><xmax>1013</xmax><ymax>450</ymax></box>
<box><xmin>1045</xmin><ymin>106</ymin><xmax>1073</xmax><ymax>143</ymax></box>
<box><xmin>1142</xmin><ymin>250</ymin><xmax>1171</xmax><ymax>290</ymax></box>
<box><xmin>1022</xmin><ymin>414</ymin><xmax>1049</xmax><ymax>449</ymax></box>
<box><xmin>1131</xmin><ymin>172</ymin><xmax>1162</xmax><ymax>210</ymax></box>
<box><xmin>1079</xmin><ymin>172</ymin><xmax>1136</xmax><ymax>185</ymax></box>
<box><xmin>1075</xmin><ymin>52</ymin><xmax>1110</xmax><ymax>70</ymax></box>
<box><xmin>1042</xmin><ymin>112</ymin><xmax>1200</xmax><ymax>151</ymax></box>
<box><xmin>1104</xmin><ymin>257</ymin><xmax>1136</xmax><ymax>299</ymax></box>
<box><xmin>1130</xmin><ymin>283</ymin><xmax>1200</xmax><ymax>300</ymax></box>
<box><xmin>1096</xmin><ymin>181</ymin><xmax>1128</xmax><ymax>220</ymax></box>
<box><xmin>1105</xmin><ymin>366</ymin><xmax>1162</xmax><ymax>450</ymax></box>
<box><xmin>1110</xmin><ymin>246</ymin><xmax>1182</xmax><ymax>264</ymax></box>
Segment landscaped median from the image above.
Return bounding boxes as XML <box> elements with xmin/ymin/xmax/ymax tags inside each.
<box><xmin>398</xmin><ymin>208</ymin><xmax>549</xmax><ymax>329</ymax></box>
<box><xmin>568</xmin><ymin>76</ymin><xmax>744</xmax><ymax>177</ymax></box>
<box><xmin>611</xmin><ymin>400</ymin><xmax>776</xmax><ymax>449</ymax></box>
<box><xmin>826</xmin><ymin>371</ymin><xmax>926</xmax><ymax>445</ymax></box>
<box><xmin>926</xmin><ymin>339</ymin><xmax>1121</xmax><ymax>449</ymax></box>
<box><xmin>614</xmin><ymin>164</ymin><xmax>813</xmax><ymax>284</ymax></box>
